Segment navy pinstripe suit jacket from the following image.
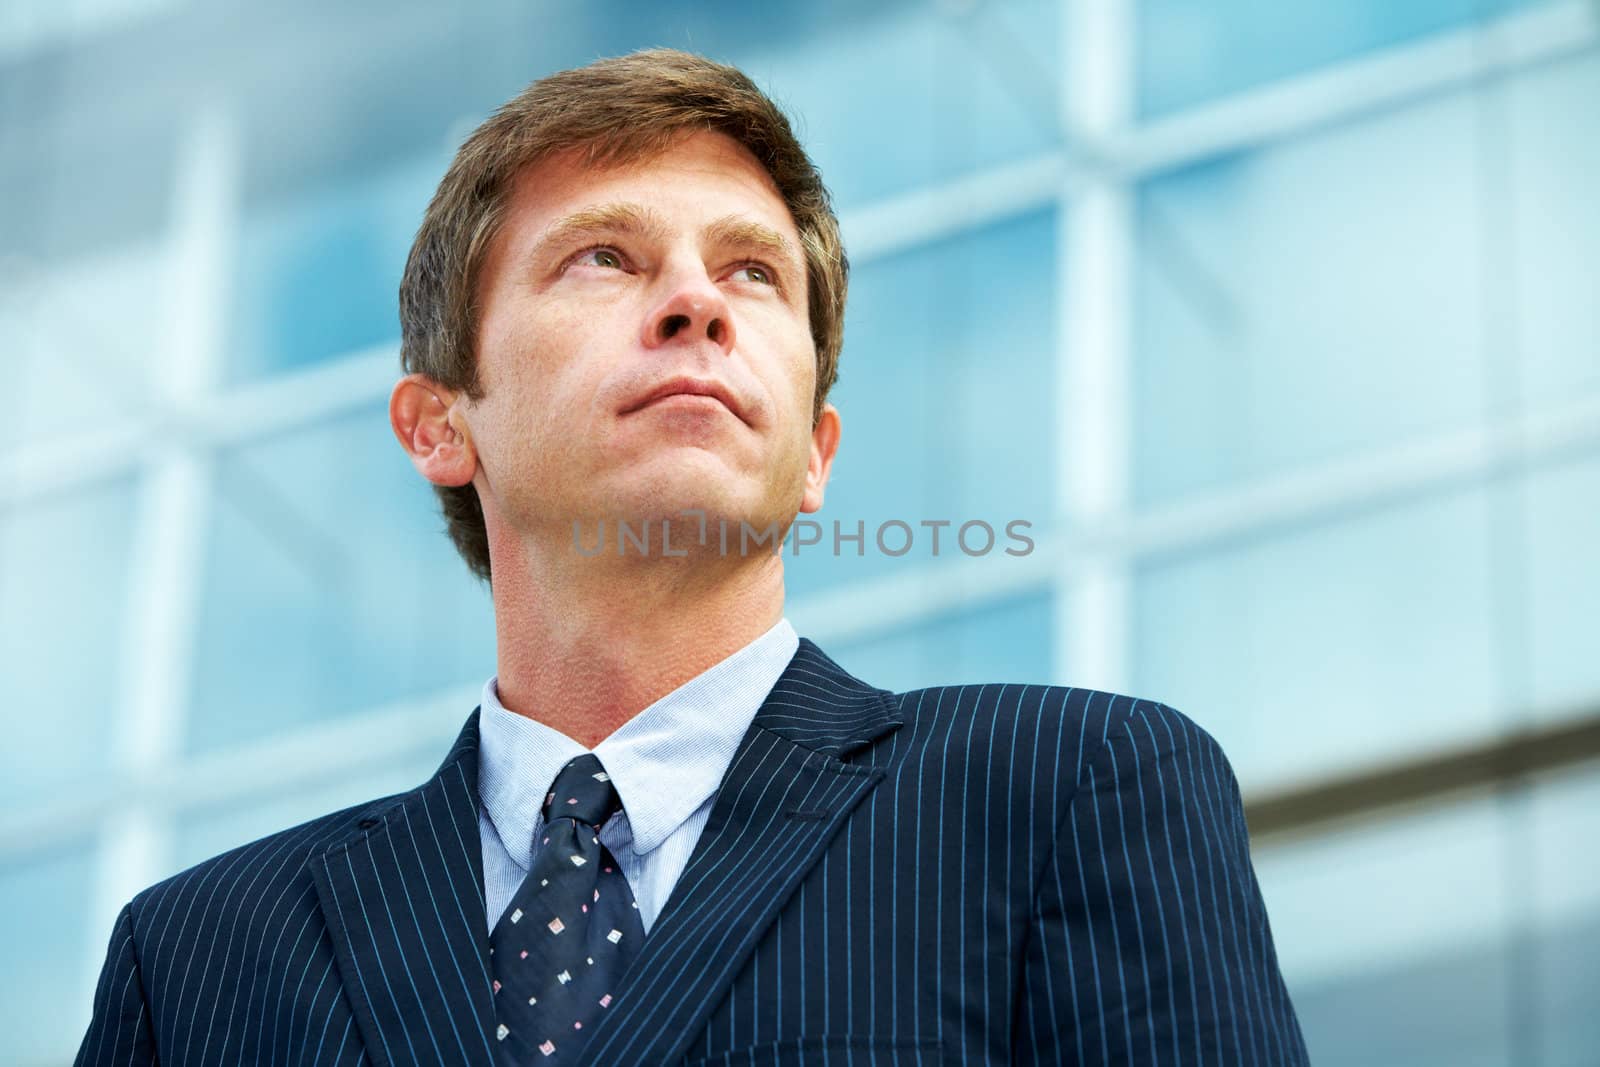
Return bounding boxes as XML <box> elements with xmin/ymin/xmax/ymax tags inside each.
<box><xmin>77</xmin><ymin>638</ymin><xmax>1308</xmax><ymax>1066</ymax></box>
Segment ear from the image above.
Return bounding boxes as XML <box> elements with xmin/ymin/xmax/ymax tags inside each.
<box><xmin>389</xmin><ymin>374</ymin><xmax>476</xmax><ymax>488</ymax></box>
<box><xmin>798</xmin><ymin>402</ymin><xmax>841</xmax><ymax>514</ymax></box>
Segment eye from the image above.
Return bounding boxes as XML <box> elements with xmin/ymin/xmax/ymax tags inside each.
<box><xmin>574</xmin><ymin>247</ymin><xmax>625</xmax><ymax>270</ymax></box>
<box><xmin>730</xmin><ymin>264</ymin><xmax>776</xmax><ymax>287</ymax></box>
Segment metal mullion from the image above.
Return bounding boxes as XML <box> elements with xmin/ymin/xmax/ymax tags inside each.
<box><xmin>84</xmin><ymin>103</ymin><xmax>236</xmax><ymax>997</ymax></box>
<box><xmin>1055</xmin><ymin>0</ymin><xmax>1133</xmax><ymax>693</ymax></box>
<box><xmin>12</xmin><ymin>1</ymin><xmax>1597</xmax><ymax>512</ymax></box>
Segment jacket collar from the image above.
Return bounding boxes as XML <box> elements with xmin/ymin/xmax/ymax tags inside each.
<box><xmin>308</xmin><ymin>711</ymin><xmax>498</xmax><ymax>1067</ymax></box>
<box><xmin>311</xmin><ymin>637</ymin><xmax>902</xmax><ymax>1067</ymax></box>
<box><xmin>581</xmin><ymin>638</ymin><xmax>903</xmax><ymax>1066</ymax></box>
<box><xmin>743</xmin><ymin>637</ymin><xmax>905</xmax><ymax>757</ymax></box>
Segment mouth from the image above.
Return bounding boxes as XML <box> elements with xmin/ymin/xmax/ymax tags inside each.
<box><xmin>621</xmin><ymin>377</ymin><xmax>746</xmax><ymax>423</ymax></box>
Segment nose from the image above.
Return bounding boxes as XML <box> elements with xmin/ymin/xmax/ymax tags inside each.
<box><xmin>641</xmin><ymin>262</ymin><xmax>736</xmax><ymax>355</ymax></box>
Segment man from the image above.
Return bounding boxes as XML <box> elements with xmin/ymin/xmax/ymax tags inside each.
<box><xmin>77</xmin><ymin>49</ymin><xmax>1307</xmax><ymax>1066</ymax></box>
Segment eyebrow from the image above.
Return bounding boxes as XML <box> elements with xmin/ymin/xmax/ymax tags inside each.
<box><xmin>529</xmin><ymin>202</ymin><xmax>673</xmax><ymax>265</ymax></box>
<box><xmin>701</xmin><ymin>216</ymin><xmax>802</xmax><ymax>279</ymax></box>
<box><xmin>528</xmin><ymin>201</ymin><xmax>803</xmax><ymax>283</ymax></box>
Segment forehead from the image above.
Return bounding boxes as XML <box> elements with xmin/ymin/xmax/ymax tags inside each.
<box><xmin>502</xmin><ymin>129</ymin><xmax>800</xmax><ymax>246</ymax></box>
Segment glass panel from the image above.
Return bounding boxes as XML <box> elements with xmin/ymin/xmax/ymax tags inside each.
<box><xmin>0</xmin><ymin>479</ymin><xmax>138</xmax><ymax>806</ymax></box>
<box><xmin>722</xmin><ymin>0</ymin><xmax>1060</xmax><ymax>211</ymax></box>
<box><xmin>1506</xmin><ymin>52</ymin><xmax>1600</xmax><ymax>413</ymax></box>
<box><xmin>1255</xmin><ymin>763</ymin><xmax>1600</xmax><ymax>1066</ymax></box>
<box><xmin>0</xmin><ymin>837</ymin><xmax>98</xmax><ymax>1066</ymax></box>
<box><xmin>1527</xmin><ymin>766</ymin><xmax>1600</xmax><ymax>1063</ymax></box>
<box><xmin>12</xmin><ymin>240</ymin><xmax>171</xmax><ymax>444</ymax></box>
<box><xmin>185</xmin><ymin>402</ymin><xmax>495</xmax><ymax>755</ymax></box>
<box><xmin>172</xmin><ymin>749</ymin><xmax>447</xmax><ymax>872</ymax></box>
<box><xmin>225</xmin><ymin>155</ymin><xmax>438</xmax><ymax>384</ymax></box>
<box><xmin>0</xmin><ymin>64</ymin><xmax>176</xmax><ymax>265</ymax></box>
<box><xmin>824</xmin><ymin>588</ymin><xmax>1053</xmax><ymax>695</ymax></box>
<box><xmin>1256</xmin><ymin>794</ymin><xmax>1516</xmax><ymax>1066</ymax></box>
<box><xmin>213</xmin><ymin>0</ymin><xmax>1059</xmax><ymax>221</ymax></box>
<box><xmin>449</xmin><ymin>0</ymin><xmax>1061</xmax><ymax>214</ymax></box>
<box><xmin>1130</xmin><ymin>486</ymin><xmax>1501</xmax><ymax>792</ymax></box>
<box><xmin>218</xmin><ymin>0</ymin><xmax>1058</xmax><ymax>386</ymax></box>
<box><xmin>1525</xmin><ymin>452</ymin><xmax>1600</xmax><ymax>720</ymax></box>
<box><xmin>788</xmin><ymin>207</ymin><xmax>1058</xmax><ymax>599</ymax></box>
<box><xmin>1527</xmin><ymin>764</ymin><xmax>1600</xmax><ymax>928</ymax></box>
<box><xmin>1136</xmin><ymin>0</ymin><xmax>1555</xmax><ymax>119</ymax></box>
<box><xmin>1132</xmin><ymin>87</ymin><xmax>1490</xmax><ymax>507</ymax></box>
<box><xmin>0</xmin><ymin>0</ymin><xmax>176</xmax><ymax>60</ymax></box>
<box><xmin>1528</xmin><ymin>908</ymin><xmax>1600</xmax><ymax>1067</ymax></box>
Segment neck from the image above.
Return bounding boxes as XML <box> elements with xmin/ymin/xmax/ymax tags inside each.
<box><xmin>486</xmin><ymin>521</ymin><xmax>787</xmax><ymax>748</ymax></box>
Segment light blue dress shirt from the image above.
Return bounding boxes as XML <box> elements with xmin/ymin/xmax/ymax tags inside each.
<box><xmin>475</xmin><ymin>617</ymin><xmax>799</xmax><ymax>934</ymax></box>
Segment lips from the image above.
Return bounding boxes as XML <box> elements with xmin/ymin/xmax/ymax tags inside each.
<box><xmin>621</xmin><ymin>376</ymin><xmax>746</xmax><ymax>423</ymax></box>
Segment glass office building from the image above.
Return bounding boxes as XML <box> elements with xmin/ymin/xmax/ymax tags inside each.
<box><xmin>3</xmin><ymin>1</ymin><xmax>1598</xmax><ymax>1062</ymax></box>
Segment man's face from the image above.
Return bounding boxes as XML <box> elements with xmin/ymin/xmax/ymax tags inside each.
<box><xmin>460</xmin><ymin>129</ymin><xmax>835</xmax><ymax>549</ymax></box>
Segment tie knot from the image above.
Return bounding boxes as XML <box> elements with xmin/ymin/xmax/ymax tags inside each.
<box><xmin>540</xmin><ymin>754</ymin><xmax>621</xmax><ymax>829</ymax></box>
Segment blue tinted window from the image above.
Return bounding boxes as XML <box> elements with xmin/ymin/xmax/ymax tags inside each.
<box><xmin>226</xmin><ymin>157</ymin><xmax>437</xmax><ymax>384</ymax></box>
<box><xmin>185</xmin><ymin>403</ymin><xmax>494</xmax><ymax>754</ymax></box>
<box><xmin>0</xmin><ymin>479</ymin><xmax>137</xmax><ymax>805</ymax></box>
<box><xmin>824</xmin><ymin>588</ymin><xmax>1054</xmax><ymax>694</ymax></box>
<box><xmin>1133</xmin><ymin>89</ymin><xmax>1489</xmax><ymax>507</ymax></box>
<box><xmin>1526</xmin><ymin>768</ymin><xmax>1600</xmax><ymax>1061</ymax></box>
<box><xmin>1254</xmin><ymin>794</ymin><xmax>1515</xmax><ymax>1065</ymax></box>
<box><xmin>1137</xmin><ymin>0</ymin><xmax>1554</xmax><ymax>118</ymax></box>
<box><xmin>173</xmin><ymin>750</ymin><xmax>446</xmax><ymax>871</ymax></box>
<box><xmin>1</xmin><ymin>837</ymin><xmax>98</xmax><ymax>1065</ymax></box>
<box><xmin>788</xmin><ymin>207</ymin><xmax>1058</xmax><ymax>599</ymax></box>
<box><xmin>1256</xmin><ymin>765</ymin><xmax>1600</xmax><ymax>1065</ymax></box>
<box><xmin>516</xmin><ymin>0</ymin><xmax>1060</xmax><ymax>212</ymax></box>
<box><xmin>725</xmin><ymin>0</ymin><xmax>1059</xmax><ymax>211</ymax></box>
<box><xmin>13</xmin><ymin>241</ymin><xmax>168</xmax><ymax>444</ymax></box>
<box><xmin>220</xmin><ymin>2</ymin><xmax>1062</xmax><ymax>386</ymax></box>
<box><xmin>1525</xmin><ymin>453</ymin><xmax>1600</xmax><ymax>719</ymax></box>
<box><xmin>1131</xmin><ymin>486</ymin><xmax>1500</xmax><ymax>789</ymax></box>
<box><xmin>1506</xmin><ymin>52</ymin><xmax>1600</xmax><ymax>412</ymax></box>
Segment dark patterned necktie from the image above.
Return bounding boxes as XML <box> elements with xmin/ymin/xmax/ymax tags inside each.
<box><xmin>489</xmin><ymin>754</ymin><xmax>645</xmax><ymax>1064</ymax></box>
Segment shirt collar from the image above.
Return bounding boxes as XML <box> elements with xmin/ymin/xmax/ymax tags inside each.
<box><xmin>477</xmin><ymin>617</ymin><xmax>799</xmax><ymax>865</ymax></box>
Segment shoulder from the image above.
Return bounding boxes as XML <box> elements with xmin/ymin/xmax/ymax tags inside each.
<box><xmin>881</xmin><ymin>681</ymin><xmax>1230</xmax><ymax>790</ymax></box>
<box><xmin>124</xmin><ymin>788</ymin><xmax>413</xmax><ymax>941</ymax></box>
<box><xmin>121</xmin><ymin>712</ymin><xmax>484</xmax><ymax>940</ymax></box>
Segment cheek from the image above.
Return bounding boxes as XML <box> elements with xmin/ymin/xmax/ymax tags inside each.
<box><xmin>788</xmin><ymin>351</ymin><xmax>819</xmax><ymax>422</ymax></box>
<box><xmin>482</xmin><ymin>307</ymin><xmax>596</xmax><ymax>417</ymax></box>
<box><xmin>752</xmin><ymin>309</ymin><xmax>815</xmax><ymax>392</ymax></box>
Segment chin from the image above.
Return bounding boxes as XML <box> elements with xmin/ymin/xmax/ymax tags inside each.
<box><xmin>577</xmin><ymin>445</ymin><xmax>804</xmax><ymax>532</ymax></box>
<box><xmin>596</xmin><ymin>473</ymin><xmax>749</xmax><ymax>527</ymax></box>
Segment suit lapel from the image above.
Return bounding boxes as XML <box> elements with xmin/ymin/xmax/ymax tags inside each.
<box><xmin>584</xmin><ymin>639</ymin><xmax>904</xmax><ymax>1067</ymax></box>
<box><xmin>309</xmin><ymin>711</ymin><xmax>498</xmax><ymax>1067</ymax></box>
